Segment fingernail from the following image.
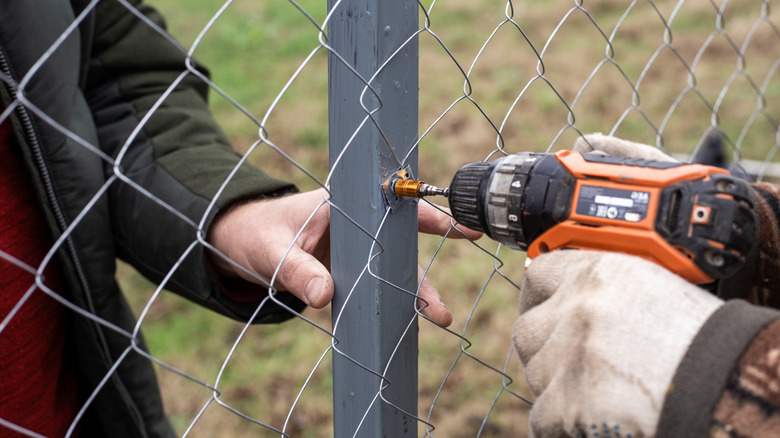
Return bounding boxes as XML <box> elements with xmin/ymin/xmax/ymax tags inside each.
<box><xmin>305</xmin><ymin>276</ymin><xmax>324</xmax><ymax>306</ymax></box>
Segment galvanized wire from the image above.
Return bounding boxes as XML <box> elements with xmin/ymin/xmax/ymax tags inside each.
<box><xmin>1</xmin><ymin>0</ymin><xmax>778</xmax><ymax>437</ymax></box>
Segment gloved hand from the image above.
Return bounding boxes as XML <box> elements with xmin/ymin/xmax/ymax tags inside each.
<box><xmin>571</xmin><ymin>132</ymin><xmax>678</xmax><ymax>163</ymax></box>
<box><xmin>513</xmin><ymin>249</ymin><xmax>723</xmax><ymax>438</ymax></box>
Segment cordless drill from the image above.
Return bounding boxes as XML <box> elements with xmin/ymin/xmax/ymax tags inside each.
<box><xmin>392</xmin><ymin>150</ymin><xmax>757</xmax><ymax>284</ymax></box>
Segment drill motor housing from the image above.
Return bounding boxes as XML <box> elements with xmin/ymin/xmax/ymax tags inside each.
<box><xmin>448</xmin><ymin>150</ymin><xmax>757</xmax><ymax>284</ymax></box>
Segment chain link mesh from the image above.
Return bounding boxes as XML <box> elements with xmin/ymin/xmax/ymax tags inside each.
<box><xmin>1</xmin><ymin>0</ymin><xmax>778</xmax><ymax>436</ymax></box>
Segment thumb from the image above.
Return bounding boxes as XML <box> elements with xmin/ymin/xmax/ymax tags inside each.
<box><xmin>573</xmin><ymin>133</ymin><xmax>677</xmax><ymax>162</ymax></box>
<box><xmin>273</xmin><ymin>246</ymin><xmax>334</xmax><ymax>308</ymax></box>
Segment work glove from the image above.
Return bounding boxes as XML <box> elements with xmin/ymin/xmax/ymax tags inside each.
<box><xmin>513</xmin><ymin>249</ymin><xmax>724</xmax><ymax>438</ymax></box>
<box><xmin>571</xmin><ymin>132</ymin><xmax>679</xmax><ymax>163</ymax></box>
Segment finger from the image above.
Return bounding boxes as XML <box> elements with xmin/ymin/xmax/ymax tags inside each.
<box><xmin>519</xmin><ymin>253</ymin><xmax>570</xmax><ymax>314</ymax></box>
<box><xmin>515</xmin><ymin>306</ymin><xmax>583</xmax><ymax>390</ymax></box>
<box><xmin>527</xmin><ymin>387</ymin><xmax>567</xmax><ymax>438</ymax></box>
<box><xmin>514</xmin><ymin>251</ymin><xmax>602</xmax><ymax>364</ymax></box>
<box><xmin>418</xmin><ymin>201</ymin><xmax>482</xmax><ymax>240</ymax></box>
<box><xmin>416</xmin><ymin>265</ymin><xmax>453</xmax><ymax>327</ymax></box>
<box><xmin>270</xmin><ymin>245</ymin><xmax>334</xmax><ymax>308</ymax></box>
<box><xmin>513</xmin><ymin>305</ymin><xmax>559</xmax><ymax>368</ymax></box>
<box><xmin>573</xmin><ymin>132</ymin><xmax>677</xmax><ymax>162</ymax></box>
<box><xmin>519</xmin><ymin>250</ymin><xmax>601</xmax><ymax>313</ymax></box>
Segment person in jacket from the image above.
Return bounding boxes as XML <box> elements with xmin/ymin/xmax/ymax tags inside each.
<box><xmin>0</xmin><ymin>1</ymin><xmax>477</xmax><ymax>436</ymax></box>
<box><xmin>513</xmin><ymin>133</ymin><xmax>780</xmax><ymax>437</ymax></box>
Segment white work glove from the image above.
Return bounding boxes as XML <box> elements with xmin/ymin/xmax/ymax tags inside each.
<box><xmin>513</xmin><ymin>250</ymin><xmax>724</xmax><ymax>438</ymax></box>
<box><xmin>571</xmin><ymin>132</ymin><xmax>678</xmax><ymax>163</ymax></box>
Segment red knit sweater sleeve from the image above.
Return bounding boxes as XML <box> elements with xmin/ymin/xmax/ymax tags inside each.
<box><xmin>0</xmin><ymin>118</ymin><xmax>79</xmax><ymax>436</ymax></box>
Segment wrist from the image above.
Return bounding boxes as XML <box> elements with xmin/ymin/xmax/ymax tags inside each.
<box><xmin>658</xmin><ymin>301</ymin><xmax>780</xmax><ymax>437</ymax></box>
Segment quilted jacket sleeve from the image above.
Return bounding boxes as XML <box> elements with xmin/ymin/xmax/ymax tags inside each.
<box><xmin>85</xmin><ymin>0</ymin><xmax>306</xmax><ymax>322</ymax></box>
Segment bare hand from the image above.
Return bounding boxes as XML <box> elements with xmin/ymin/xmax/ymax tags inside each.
<box><xmin>208</xmin><ymin>189</ymin><xmax>481</xmax><ymax>327</ymax></box>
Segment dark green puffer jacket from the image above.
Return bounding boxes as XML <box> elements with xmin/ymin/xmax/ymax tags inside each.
<box><xmin>0</xmin><ymin>0</ymin><xmax>305</xmax><ymax>436</ymax></box>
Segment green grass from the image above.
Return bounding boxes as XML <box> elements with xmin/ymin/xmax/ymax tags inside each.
<box><xmin>122</xmin><ymin>0</ymin><xmax>780</xmax><ymax>436</ymax></box>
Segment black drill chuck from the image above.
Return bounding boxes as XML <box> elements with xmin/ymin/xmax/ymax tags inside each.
<box><xmin>447</xmin><ymin>161</ymin><xmax>493</xmax><ymax>234</ymax></box>
<box><xmin>447</xmin><ymin>153</ymin><xmax>576</xmax><ymax>251</ymax></box>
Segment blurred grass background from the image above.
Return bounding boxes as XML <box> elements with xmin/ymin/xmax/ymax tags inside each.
<box><xmin>121</xmin><ymin>0</ymin><xmax>780</xmax><ymax>436</ymax></box>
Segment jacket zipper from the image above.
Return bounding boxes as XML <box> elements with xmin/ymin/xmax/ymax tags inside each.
<box><xmin>0</xmin><ymin>47</ymin><xmax>149</xmax><ymax>437</ymax></box>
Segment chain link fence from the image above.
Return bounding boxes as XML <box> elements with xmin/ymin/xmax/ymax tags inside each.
<box><xmin>1</xmin><ymin>0</ymin><xmax>779</xmax><ymax>436</ymax></box>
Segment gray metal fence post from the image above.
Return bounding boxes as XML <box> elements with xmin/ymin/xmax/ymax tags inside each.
<box><xmin>327</xmin><ymin>0</ymin><xmax>419</xmax><ymax>436</ymax></box>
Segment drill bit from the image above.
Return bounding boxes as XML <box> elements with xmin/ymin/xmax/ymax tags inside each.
<box><xmin>392</xmin><ymin>179</ymin><xmax>449</xmax><ymax>198</ymax></box>
<box><xmin>418</xmin><ymin>183</ymin><xmax>450</xmax><ymax>197</ymax></box>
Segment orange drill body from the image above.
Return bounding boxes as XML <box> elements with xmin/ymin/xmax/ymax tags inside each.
<box><xmin>447</xmin><ymin>150</ymin><xmax>757</xmax><ymax>284</ymax></box>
